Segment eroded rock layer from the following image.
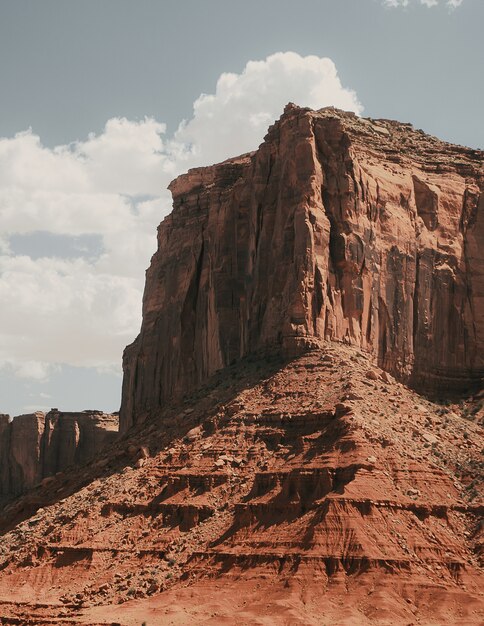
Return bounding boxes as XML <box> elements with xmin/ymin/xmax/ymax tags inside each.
<box><xmin>0</xmin><ymin>410</ymin><xmax>118</xmax><ymax>503</ymax></box>
<box><xmin>0</xmin><ymin>106</ymin><xmax>482</xmax><ymax>625</ymax></box>
<box><xmin>0</xmin><ymin>346</ymin><xmax>482</xmax><ymax>625</ymax></box>
<box><xmin>121</xmin><ymin>104</ymin><xmax>484</xmax><ymax>432</ymax></box>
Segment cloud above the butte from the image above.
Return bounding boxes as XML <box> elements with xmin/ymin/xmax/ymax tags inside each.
<box><xmin>383</xmin><ymin>0</ymin><xmax>463</xmax><ymax>8</ymax></box>
<box><xmin>0</xmin><ymin>52</ymin><xmax>361</xmax><ymax>379</ymax></box>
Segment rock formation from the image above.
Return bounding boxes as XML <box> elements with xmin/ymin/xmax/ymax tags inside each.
<box><xmin>121</xmin><ymin>104</ymin><xmax>484</xmax><ymax>433</ymax></box>
<box><xmin>0</xmin><ymin>347</ymin><xmax>482</xmax><ymax>625</ymax></box>
<box><xmin>0</xmin><ymin>409</ymin><xmax>118</xmax><ymax>503</ymax></box>
<box><xmin>0</xmin><ymin>105</ymin><xmax>482</xmax><ymax>625</ymax></box>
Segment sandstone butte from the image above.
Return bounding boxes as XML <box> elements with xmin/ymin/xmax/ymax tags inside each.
<box><xmin>0</xmin><ymin>104</ymin><xmax>482</xmax><ymax>626</ymax></box>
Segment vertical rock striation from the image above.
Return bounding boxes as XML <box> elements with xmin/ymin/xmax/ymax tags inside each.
<box><xmin>0</xmin><ymin>410</ymin><xmax>118</xmax><ymax>502</ymax></box>
<box><xmin>121</xmin><ymin>104</ymin><xmax>483</xmax><ymax>431</ymax></box>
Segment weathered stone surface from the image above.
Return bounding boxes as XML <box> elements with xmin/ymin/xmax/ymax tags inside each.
<box><xmin>0</xmin><ymin>410</ymin><xmax>118</xmax><ymax>502</ymax></box>
<box><xmin>0</xmin><ymin>104</ymin><xmax>482</xmax><ymax>625</ymax></box>
<box><xmin>0</xmin><ymin>346</ymin><xmax>482</xmax><ymax>624</ymax></box>
<box><xmin>121</xmin><ymin>104</ymin><xmax>483</xmax><ymax>431</ymax></box>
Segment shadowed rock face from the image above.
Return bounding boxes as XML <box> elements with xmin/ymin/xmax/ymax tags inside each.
<box><xmin>0</xmin><ymin>410</ymin><xmax>118</xmax><ymax>502</ymax></box>
<box><xmin>121</xmin><ymin>104</ymin><xmax>483</xmax><ymax>432</ymax></box>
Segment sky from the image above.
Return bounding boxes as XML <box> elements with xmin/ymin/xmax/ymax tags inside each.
<box><xmin>0</xmin><ymin>0</ymin><xmax>482</xmax><ymax>417</ymax></box>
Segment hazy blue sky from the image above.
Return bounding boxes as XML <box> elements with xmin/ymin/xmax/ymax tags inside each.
<box><xmin>1</xmin><ymin>0</ymin><xmax>482</xmax><ymax>148</ymax></box>
<box><xmin>0</xmin><ymin>0</ymin><xmax>482</xmax><ymax>417</ymax></box>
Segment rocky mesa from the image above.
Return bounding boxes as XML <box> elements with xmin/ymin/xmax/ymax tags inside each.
<box><xmin>0</xmin><ymin>409</ymin><xmax>118</xmax><ymax>504</ymax></box>
<box><xmin>121</xmin><ymin>103</ymin><xmax>484</xmax><ymax>432</ymax></box>
<box><xmin>0</xmin><ymin>105</ymin><xmax>482</xmax><ymax>626</ymax></box>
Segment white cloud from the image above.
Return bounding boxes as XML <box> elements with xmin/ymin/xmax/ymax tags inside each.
<box><xmin>383</xmin><ymin>0</ymin><xmax>408</xmax><ymax>7</ymax></box>
<box><xmin>383</xmin><ymin>0</ymin><xmax>463</xmax><ymax>7</ymax></box>
<box><xmin>0</xmin><ymin>52</ymin><xmax>361</xmax><ymax>379</ymax></box>
<box><xmin>10</xmin><ymin>361</ymin><xmax>51</xmax><ymax>382</ymax></box>
<box><xmin>0</xmin><ymin>255</ymin><xmax>141</xmax><ymax>370</ymax></box>
<box><xmin>79</xmin><ymin>117</ymin><xmax>169</xmax><ymax>196</ymax></box>
<box><xmin>0</xmin><ymin>236</ymin><xmax>10</xmax><ymax>255</ymax></box>
<box><xmin>173</xmin><ymin>52</ymin><xmax>362</xmax><ymax>168</ymax></box>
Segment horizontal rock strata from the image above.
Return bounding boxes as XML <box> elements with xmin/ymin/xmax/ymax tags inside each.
<box><xmin>0</xmin><ymin>104</ymin><xmax>482</xmax><ymax>625</ymax></box>
<box><xmin>0</xmin><ymin>346</ymin><xmax>481</xmax><ymax>624</ymax></box>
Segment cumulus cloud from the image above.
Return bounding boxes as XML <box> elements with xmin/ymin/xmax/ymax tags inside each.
<box><xmin>0</xmin><ymin>255</ymin><xmax>141</xmax><ymax>368</ymax></box>
<box><xmin>10</xmin><ymin>361</ymin><xmax>52</xmax><ymax>382</ymax></box>
<box><xmin>383</xmin><ymin>0</ymin><xmax>463</xmax><ymax>7</ymax></box>
<box><xmin>0</xmin><ymin>52</ymin><xmax>360</xmax><ymax>379</ymax></box>
<box><xmin>173</xmin><ymin>52</ymin><xmax>362</xmax><ymax>167</ymax></box>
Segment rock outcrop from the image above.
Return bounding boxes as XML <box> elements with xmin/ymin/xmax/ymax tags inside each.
<box><xmin>0</xmin><ymin>346</ymin><xmax>482</xmax><ymax>625</ymax></box>
<box><xmin>0</xmin><ymin>105</ymin><xmax>482</xmax><ymax>625</ymax></box>
<box><xmin>121</xmin><ymin>104</ymin><xmax>484</xmax><ymax>432</ymax></box>
<box><xmin>0</xmin><ymin>409</ymin><xmax>118</xmax><ymax>503</ymax></box>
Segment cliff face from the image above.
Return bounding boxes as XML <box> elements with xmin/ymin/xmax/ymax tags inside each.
<box><xmin>0</xmin><ymin>105</ymin><xmax>482</xmax><ymax>625</ymax></box>
<box><xmin>121</xmin><ymin>104</ymin><xmax>484</xmax><ymax>431</ymax></box>
<box><xmin>0</xmin><ymin>410</ymin><xmax>118</xmax><ymax>502</ymax></box>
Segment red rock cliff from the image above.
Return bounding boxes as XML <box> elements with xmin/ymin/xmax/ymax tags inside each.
<box><xmin>0</xmin><ymin>410</ymin><xmax>118</xmax><ymax>503</ymax></box>
<box><xmin>121</xmin><ymin>104</ymin><xmax>483</xmax><ymax>432</ymax></box>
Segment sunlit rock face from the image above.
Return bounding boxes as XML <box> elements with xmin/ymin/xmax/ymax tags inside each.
<box><xmin>121</xmin><ymin>104</ymin><xmax>483</xmax><ymax>431</ymax></box>
<box><xmin>0</xmin><ymin>104</ymin><xmax>483</xmax><ymax>626</ymax></box>
<box><xmin>0</xmin><ymin>410</ymin><xmax>118</xmax><ymax>502</ymax></box>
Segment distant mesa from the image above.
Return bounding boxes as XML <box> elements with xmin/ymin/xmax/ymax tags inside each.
<box><xmin>0</xmin><ymin>409</ymin><xmax>118</xmax><ymax>503</ymax></box>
